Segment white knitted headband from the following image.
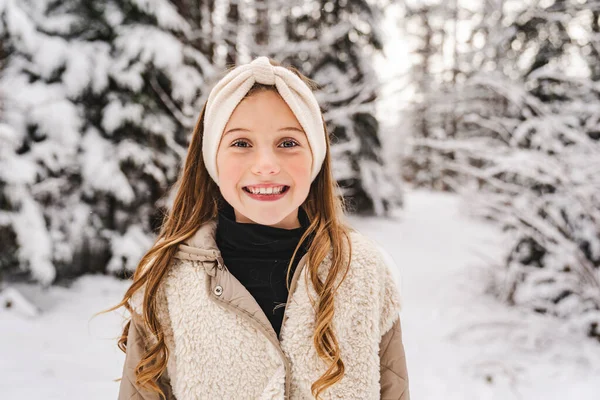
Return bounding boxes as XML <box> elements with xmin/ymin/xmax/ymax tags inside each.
<box><xmin>202</xmin><ymin>56</ymin><xmax>326</xmax><ymax>186</ymax></box>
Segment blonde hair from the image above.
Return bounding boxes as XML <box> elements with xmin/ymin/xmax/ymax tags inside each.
<box><xmin>99</xmin><ymin>58</ymin><xmax>354</xmax><ymax>399</ymax></box>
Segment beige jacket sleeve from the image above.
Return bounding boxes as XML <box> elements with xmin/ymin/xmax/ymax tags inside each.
<box><xmin>118</xmin><ymin>311</ymin><xmax>176</xmax><ymax>400</ymax></box>
<box><xmin>379</xmin><ymin>316</ymin><xmax>410</xmax><ymax>400</ymax></box>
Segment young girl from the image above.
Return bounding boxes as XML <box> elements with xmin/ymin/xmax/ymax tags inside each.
<box><xmin>109</xmin><ymin>56</ymin><xmax>409</xmax><ymax>400</ymax></box>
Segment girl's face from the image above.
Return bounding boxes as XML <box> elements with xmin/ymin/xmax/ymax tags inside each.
<box><xmin>216</xmin><ymin>90</ymin><xmax>313</xmax><ymax>229</ymax></box>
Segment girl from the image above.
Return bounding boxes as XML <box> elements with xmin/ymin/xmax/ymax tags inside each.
<box><xmin>108</xmin><ymin>56</ymin><xmax>409</xmax><ymax>400</ymax></box>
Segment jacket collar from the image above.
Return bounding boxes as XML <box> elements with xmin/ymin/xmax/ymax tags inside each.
<box><xmin>174</xmin><ymin>219</ymin><xmax>223</xmax><ymax>276</ymax></box>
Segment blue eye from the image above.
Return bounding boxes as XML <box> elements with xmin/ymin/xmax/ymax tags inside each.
<box><xmin>280</xmin><ymin>140</ymin><xmax>299</xmax><ymax>148</ymax></box>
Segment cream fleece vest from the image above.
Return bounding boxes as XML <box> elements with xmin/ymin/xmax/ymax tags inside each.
<box><xmin>130</xmin><ymin>220</ymin><xmax>402</xmax><ymax>399</ymax></box>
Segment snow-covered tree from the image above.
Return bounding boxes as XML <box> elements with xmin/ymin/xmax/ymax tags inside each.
<box><xmin>0</xmin><ymin>0</ymin><xmax>208</xmax><ymax>284</ymax></box>
<box><xmin>445</xmin><ymin>72</ymin><xmax>600</xmax><ymax>338</ymax></box>
<box><xmin>400</xmin><ymin>0</ymin><xmax>453</xmax><ymax>189</ymax></box>
<box><xmin>406</xmin><ymin>0</ymin><xmax>600</xmax><ymax>339</ymax></box>
<box><xmin>399</xmin><ymin>0</ymin><xmax>500</xmax><ymax>189</ymax></box>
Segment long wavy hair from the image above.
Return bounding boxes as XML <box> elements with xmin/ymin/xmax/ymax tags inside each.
<box><xmin>99</xmin><ymin>58</ymin><xmax>354</xmax><ymax>400</ymax></box>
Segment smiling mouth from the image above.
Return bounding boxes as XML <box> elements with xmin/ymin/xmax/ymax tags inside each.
<box><xmin>242</xmin><ymin>186</ymin><xmax>290</xmax><ymax>195</ymax></box>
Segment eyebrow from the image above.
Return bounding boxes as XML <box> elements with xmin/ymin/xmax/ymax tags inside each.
<box><xmin>223</xmin><ymin>126</ymin><xmax>304</xmax><ymax>136</ymax></box>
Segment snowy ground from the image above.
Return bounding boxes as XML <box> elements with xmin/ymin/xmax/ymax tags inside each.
<box><xmin>2</xmin><ymin>189</ymin><xmax>600</xmax><ymax>399</ymax></box>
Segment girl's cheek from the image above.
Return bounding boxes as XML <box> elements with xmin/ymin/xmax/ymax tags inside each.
<box><xmin>291</xmin><ymin>153</ymin><xmax>312</xmax><ymax>173</ymax></box>
<box><xmin>287</xmin><ymin>165</ymin><xmax>311</xmax><ymax>184</ymax></box>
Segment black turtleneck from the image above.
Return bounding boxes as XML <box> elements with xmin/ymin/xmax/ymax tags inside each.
<box><xmin>215</xmin><ymin>201</ymin><xmax>312</xmax><ymax>339</ymax></box>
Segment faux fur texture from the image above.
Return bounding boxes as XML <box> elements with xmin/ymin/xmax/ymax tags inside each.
<box><xmin>129</xmin><ymin>222</ymin><xmax>402</xmax><ymax>400</ymax></box>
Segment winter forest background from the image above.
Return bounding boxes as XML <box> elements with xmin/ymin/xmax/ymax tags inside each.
<box><xmin>1</xmin><ymin>0</ymin><xmax>600</xmax><ymax>398</ymax></box>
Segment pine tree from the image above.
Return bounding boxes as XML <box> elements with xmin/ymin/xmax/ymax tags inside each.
<box><xmin>408</xmin><ymin>0</ymin><xmax>600</xmax><ymax>339</ymax></box>
<box><xmin>0</xmin><ymin>0</ymin><xmax>207</xmax><ymax>284</ymax></box>
<box><xmin>400</xmin><ymin>0</ymin><xmax>450</xmax><ymax>189</ymax></box>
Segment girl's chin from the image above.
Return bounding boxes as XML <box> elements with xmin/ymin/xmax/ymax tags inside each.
<box><xmin>235</xmin><ymin>207</ymin><xmax>299</xmax><ymax>228</ymax></box>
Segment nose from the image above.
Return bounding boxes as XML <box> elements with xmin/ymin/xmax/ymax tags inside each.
<box><xmin>250</xmin><ymin>147</ymin><xmax>280</xmax><ymax>176</ymax></box>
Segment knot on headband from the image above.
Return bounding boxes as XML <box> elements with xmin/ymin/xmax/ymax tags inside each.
<box><xmin>202</xmin><ymin>56</ymin><xmax>326</xmax><ymax>186</ymax></box>
<box><xmin>251</xmin><ymin>57</ymin><xmax>276</xmax><ymax>85</ymax></box>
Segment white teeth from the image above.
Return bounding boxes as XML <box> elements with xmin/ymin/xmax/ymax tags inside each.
<box><xmin>247</xmin><ymin>186</ymin><xmax>285</xmax><ymax>195</ymax></box>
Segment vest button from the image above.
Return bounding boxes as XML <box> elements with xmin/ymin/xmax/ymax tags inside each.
<box><xmin>214</xmin><ymin>285</ymin><xmax>223</xmax><ymax>296</ymax></box>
